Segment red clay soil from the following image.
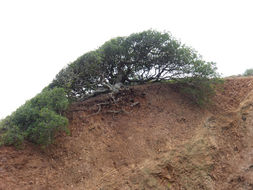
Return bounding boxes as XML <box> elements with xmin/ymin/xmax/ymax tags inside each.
<box><xmin>1</xmin><ymin>77</ymin><xmax>253</xmax><ymax>190</ymax></box>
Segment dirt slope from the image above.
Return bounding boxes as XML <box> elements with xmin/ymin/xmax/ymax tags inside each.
<box><xmin>1</xmin><ymin>77</ymin><xmax>253</xmax><ymax>190</ymax></box>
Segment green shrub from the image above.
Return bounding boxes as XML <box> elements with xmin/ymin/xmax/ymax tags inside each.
<box><xmin>27</xmin><ymin>108</ymin><xmax>69</xmax><ymax>146</ymax></box>
<box><xmin>0</xmin><ymin>87</ymin><xmax>69</xmax><ymax>147</ymax></box>
<box><xmin>1</xmin><ymin>125</ymin><xmax>25</xmax><ymax>147</ymax></box>
<box><xmin>243</xmin><ymin>68</ymin><xmax>253</xmax><ymax>76</ymax></box>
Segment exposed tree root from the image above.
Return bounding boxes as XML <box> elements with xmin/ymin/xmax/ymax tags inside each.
<box><xmin>69</xmin><ymin>87</ymin><xmax>143</xmax><ymax>118</ymax></box>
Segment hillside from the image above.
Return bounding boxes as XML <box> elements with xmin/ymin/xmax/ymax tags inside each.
<box><xmin>1</xmin><ymin>77</ymin><xmax>253</xmax><ymax>189</ymax></box>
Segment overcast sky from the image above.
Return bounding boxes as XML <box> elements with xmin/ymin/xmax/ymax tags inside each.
<box><xmin>0</xmin><ymin>0</ymin><xmax>253</xmax><ymax>119</ymax></box>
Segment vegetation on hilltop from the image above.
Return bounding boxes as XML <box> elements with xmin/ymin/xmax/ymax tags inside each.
<box><xmin>49</xmin><ymin>30</ymin><xmax>221</xmax><ymax>102</ymax></box>
<box><xmin>0</xmin><ymin>88</ymin><xmax>69</xmax><ymax>147</ymax></box>
<box><xmin>243</xmin><ymin>68</ymin><xmax>253</xmax><ymax>76</ymax></box>
<box><xmin>0</xmin><ymin>30</ymin><xmax>221</xmax><ymax>147</ymax></box>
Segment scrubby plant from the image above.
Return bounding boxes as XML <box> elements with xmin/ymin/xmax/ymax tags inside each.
<box><xmin>243</xmin><ymin>68</ymin><xmax>253</xmax><ymax>76</ymax></box>
<box><xmin>0</xmin><ymin>88</ymin><xmax>69</xmax><ymax>147</ymax></box>
<box><xmin>1</xmin><ymin>125</ymin><xmax>25</xmax><ymax>147</ymax></box>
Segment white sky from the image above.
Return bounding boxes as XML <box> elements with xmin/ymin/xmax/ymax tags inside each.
<box><xmin>0</xmin><ymin>0</ymin><xmax>253</xmax><ymax>119</ymax></box>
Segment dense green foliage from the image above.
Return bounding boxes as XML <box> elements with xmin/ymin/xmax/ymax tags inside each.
<box><xmin>243</xmin><ymin>68</ymin><xmax>253</xmax><ymax>76</ymax></box>
<box><xmin>0</xmin><ymin>88</ymin><xmax>69</xmax><ymax>147</ymax></box>
<box><xmin>49</xmin><ymin>30</ymin><xmax>221</xmax><ymax>103</ymax></box>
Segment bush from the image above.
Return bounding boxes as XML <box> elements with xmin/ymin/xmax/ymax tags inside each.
<box><xmin>27</xmin><ymin>108</ymin><xmax>69</xmax><ymax>146</ymax></box>
<box><xmin>243</xmin><ymin>68</ymin><xmax>253</xmax><ymax>76</ymax></box>
<box><xmin>1</xmin><ymin>125</ymin><xmax>25</xmax><ymax>147</ymax></box>
<box><xmin>0</xmin><ymin>88</ymin><xmax>69</xmax><ymax>147</ymax></box>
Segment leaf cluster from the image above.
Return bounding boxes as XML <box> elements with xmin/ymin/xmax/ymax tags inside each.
<box><xmin>243</xmin><ymin>68</ymin><xmax>253</xmax><ymax>76</ymax></box>
<box><xmin>0</xmin><ymin>88</ymin><xmax>69</xmax><ymax>147</ymax></box>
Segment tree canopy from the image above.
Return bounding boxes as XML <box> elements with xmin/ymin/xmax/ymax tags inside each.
<box><xmin>49</xmin><ymin>30</ymin><xmax>220</xmax><ymax>100</ymax></box>
<box><xmin>243</xmin><ymin>68</ymin><xmax>253</xmax><ymax>76</ymax></box>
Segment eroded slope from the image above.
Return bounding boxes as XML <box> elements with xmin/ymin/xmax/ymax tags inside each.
<box><xmin>1</xmin><ymin>77</ymin><xmax>253</xmax><ymax>190</ymax></box>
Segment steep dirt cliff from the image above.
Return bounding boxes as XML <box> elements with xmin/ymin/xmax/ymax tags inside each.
<box><xmin>1</xmin><ymin>77</ymin><xmax>253</xmax><ymax>190</ymax></box>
